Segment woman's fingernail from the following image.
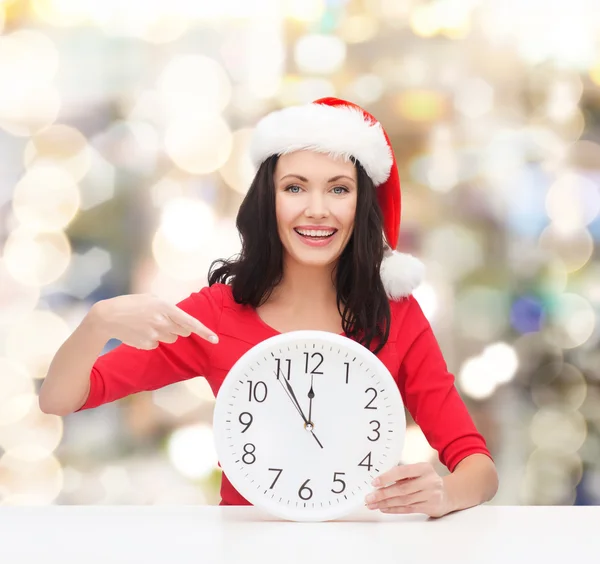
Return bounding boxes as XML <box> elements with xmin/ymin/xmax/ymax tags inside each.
<box><xmin>209</xmin><ymin>335</ymin><xmax>219</xmax><ymax>343</ymax></box>
<box><xmin>371</xmin><ymin>477</ymin><xmax>380</xmax><ymax>487</ymax></box>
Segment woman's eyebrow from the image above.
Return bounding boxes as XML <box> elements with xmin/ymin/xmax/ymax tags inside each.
<box><xmin>279</xmin><ymin>173</ymin><xmax>355</xmax><ymax>183</ymax></box>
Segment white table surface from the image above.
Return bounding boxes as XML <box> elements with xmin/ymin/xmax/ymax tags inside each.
<box><xmin>1</xmin><ymin>505</ymin><xmax>598</xmax><ymax>563</ymax></box>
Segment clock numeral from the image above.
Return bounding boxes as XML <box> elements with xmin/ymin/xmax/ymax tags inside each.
<box><xmin>298</xmin><ymin>479</ymin><xmax>313</xmax><ymax>500</ymax></box>
<box><xmin>367</xmin><ymin>420</ymin><xmax>381</xmax><ymax>442</ymax></box>
<box><xmin>238</xmin><ymin>412</ymin><xmax>253</xmax><ymax>433</ymax></box>
<box><xmin>344</xmin><ymin>362</ymin><xmax>350</xmax><ymax>384</ymax></box>
<box><xmin>242</xmin><ymin>443</ymin><xmax>256</xmax><ymax>465</ymax></box>
<box><xmin>268</xmin><ymin>468</ymin><xmax>283</xmax><ymax>489</ymax></box>
<box><xmin>275</xmin><ymin>358</ymin><xmax>291</xmax><ymax>381</ymax></box>
<box><xmin>331</xmin><ymin>472</ymin><xmax>346</xmax><ymax>494</ymax></box>
<box><xmin>358</xmin><ymin>452</ymin><xmax>373</xmax><ymax>471</ymax></box>
<box><xmin>304</xmin><ymin>352</ymin><xmax>323</xmax><ymax>375</ymax></box>
<box><xmin>364</xmin><ymin>387</ymin><xmax>378</xmax><ymax>410</ymax></box>
<box><xmin>247</xmin><ymin>380</ymin><xmax>268</xmax><ymax>403</ymax></box>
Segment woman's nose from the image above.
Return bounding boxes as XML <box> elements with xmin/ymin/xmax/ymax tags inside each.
<box><xmin>305</xmin><ymin>193</ymin><xmax>329</xmax><ymax>218</ymax></box>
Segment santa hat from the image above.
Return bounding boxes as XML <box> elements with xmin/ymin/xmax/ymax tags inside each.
<box><xmin>249</xmin><ymin>97</ymin><xmax>424</xmax><ymax>299</ymax></box>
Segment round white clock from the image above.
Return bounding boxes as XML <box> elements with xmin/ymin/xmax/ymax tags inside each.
<box><xmin>212</xmin><ymin>330</ymin><xmax>406</xmax><ymax>522</ymax></box>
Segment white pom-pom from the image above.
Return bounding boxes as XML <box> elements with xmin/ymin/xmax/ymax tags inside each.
<box><xmin>380</xmin><ymin>250</ymin><xmax>425</xmax><ymax>300</ymax></box>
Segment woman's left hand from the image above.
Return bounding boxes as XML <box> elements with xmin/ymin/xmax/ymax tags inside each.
<box><xmin>364</xmin><ymin>462</ymin><xmax>450</xmax><ymax>518</ymax></box>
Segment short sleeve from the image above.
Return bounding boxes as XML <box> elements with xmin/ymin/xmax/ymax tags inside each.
<box><xmin>76</xmin><ymin>285</ymin><xmax>224</xmax><ymax>411</ymax></box>
<box><xmin>396</xmin><ymin>297</ymin><xmax>493</xmax><ymax>472</ymax></box>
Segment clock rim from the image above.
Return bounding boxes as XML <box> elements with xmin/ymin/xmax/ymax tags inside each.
<box><xmin>213</xmin><ymin>330</ymin><xmax>406</xmax><ymax>522</ymax></box>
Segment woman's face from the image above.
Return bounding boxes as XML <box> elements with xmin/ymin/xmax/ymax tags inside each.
<box><xmin>274</xmin><ymin>150</ymin><xmax>358</xmax><ymax>269</ymax></box>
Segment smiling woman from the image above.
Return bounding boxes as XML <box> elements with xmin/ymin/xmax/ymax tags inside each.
<box><xmin>40</xmin><ymin>97</ymin><xmax>497</xmax><ymax>518</ymax></box>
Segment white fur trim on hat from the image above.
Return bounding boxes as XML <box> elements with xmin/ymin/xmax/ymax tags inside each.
<box><xmin>380</xmin><ymin>250</ymin><xmax>425</xmax><ymax>300</ymax></box>
<box><xmin>250</xmin><ymin>103</ymin><xmax>393</xmax><ymax>186</ymax></box>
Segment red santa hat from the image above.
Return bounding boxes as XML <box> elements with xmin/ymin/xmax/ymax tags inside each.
<box><xmin>249</xmin><ymin>96</ymin><xmax>424</xmax><ymax>299</ymax></box>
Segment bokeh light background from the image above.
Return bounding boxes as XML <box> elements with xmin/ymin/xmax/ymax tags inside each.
<box><xmin>1</xmin><ymin>0</ymin><xmax>600</xmax><ymax>508</ymax></box>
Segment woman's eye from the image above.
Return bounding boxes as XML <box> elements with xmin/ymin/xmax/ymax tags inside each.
<box><xmin>285</xmin><ymin>185</ymin><xmax>301</xmax><ymax>193</ymax></box>
<box><xmin>332</xmin><ymin>186</ymin><xmax>349</xmax><ymax>194</ymax></box>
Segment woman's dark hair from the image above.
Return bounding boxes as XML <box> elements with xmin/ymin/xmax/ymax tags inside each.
<box><xmin>208</xmin><ymin>154</ymin><xmax>391</xmax><ymax>354</ymax></box>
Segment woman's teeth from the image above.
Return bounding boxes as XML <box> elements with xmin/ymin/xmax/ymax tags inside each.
<box><xmin>295</xmin><ymin>229</ymin><xmax>336</xmax><ymax>238</ymax></box>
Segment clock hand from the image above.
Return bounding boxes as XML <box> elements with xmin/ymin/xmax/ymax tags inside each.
<box><xmin>274</xmin><ymin>369</ymin><xmax>324</xmax><ymax>449</ymax></box>
<box><xmin>308</xmin><ymin>374</ymin><xmax>315</xmax><ymax>424</ymax></box>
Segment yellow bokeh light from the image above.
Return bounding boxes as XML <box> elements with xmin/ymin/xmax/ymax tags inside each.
<box><xmin>589</xmin><ymin>62</ymin><xmax>600</xmax><ymax>86</ymax></box>
<box><xmin>157</xmin><ymin>54</ymin><xmax>232</xmax><ymax>116</ymax></box>
<box><xmin>159</xmin><ymin>197</ymin><xmax>215</xmax><ymax>253</ymax></box>
<box><xmin>12</xmin><ymin>164</ymin><xmax>80</xmax><ymax>232</ymax></box>
<box><xmin>152</xmin><ymin>228</ymin><xmax>211</xmax><ymax>282</ymax></box>
<box><xmin>23</xmin><ymin>124</ymin><xmax>91</xmax><ymax>182</ymax></box>
<box><xmin>538</xmin><ymin>225</ymin><xmax>593</xmax><ymax>273</ymax></box>
<box><xmin>284</xmin><ymin>0</ymin><xmax>324</xmax><ymax>22</ymax></box>
<box><xmin>530</xmin><ymin>408</ymin><xmax>587</xmax><ymax>455</ymax></box>
<box><xmin>5</xmin><ymin>309</ymin><xmax>72</xmax><ymax>380</ymax></box>
<box><xmin>3</xmin><ymin>227</ymin><xmax>72</xmax><ymax>287</ymax></box>
<box><xmin>0</xmin><ymin>30</ymin><xmax>61</xmax><ymax>136</ymax></box>
<box><xmin>219</xmin><ymin>128</ymin><xmax>256</xmax><ymax>195</ymax></box>
<box><xmin>338</xmin><ymin>15</ymin><xmax>379</xmax><ymax>44</ymax></box>
<box><xmin>0</xmin><ymin>451</ymin><xmax>63</xmax><ymax>505</ymax></box>
<box><xmin>30</xmin><ymin>0</ymin><xmax>88</xmax><ymax>26</ymax></box>
<box><xmin>165</xmin><ymin>113</ymin><xmax>233</xmax><ymax>174</ymax></box>
<box><xmin>0</xmin><ymin>358</ymin><xmax>35</xmax><ymax>426</ymax></box>
<box><xmin>410</xmin><ymin>5</ymin><xmax>440</xmax><ymax>37</ymax></box>
<box><xmin>0</xmin><ymin>393</ymin><xmax>63</xmax><ymax>455</ymax></box>
<box><xmin>0</xmin><ymin>258</ymin><xmax>40</xmax><ymax>326</ymax></box>
<box><xmin>395</xmin><ymin>90</ymin><xmax>447</xmax><ymax>122</ymax></box>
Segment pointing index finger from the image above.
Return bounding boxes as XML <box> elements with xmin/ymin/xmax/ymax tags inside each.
<box><xmin>166</xmin><ymin>304</ymin><xmax>219</xmax><ymax>343</ymax></box>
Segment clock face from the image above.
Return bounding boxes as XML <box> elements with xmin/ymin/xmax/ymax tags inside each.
<box><xmin>213</xmin><ymin>330</ymin><xmax>406</xmax><ymax>522</ymax></box>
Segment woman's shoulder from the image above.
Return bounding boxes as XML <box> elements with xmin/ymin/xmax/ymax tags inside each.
<box><xmin>388</xmin><ymin>294</ymin><xmax>430</xmax><ymax>339</ymax></box>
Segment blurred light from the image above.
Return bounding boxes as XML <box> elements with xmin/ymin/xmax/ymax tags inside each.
<box><xmin>590</xmin><ymin>61</ymin><xmax>600</xmax><ymax>86</ymax></box>
<box><xmin>0</xmin><ymin>5</ymin><xmax>5</xmax><ymax>34</ymax></box>
<box><xmin>165</xmin><ymin>113</ymin><xmax>232</xmax><ymax>174</ymax></box>
<box><xmin>409</xmin><ymin>4</ymin><xmax>440</xmax><ymax>37</ymax></box>
<box><xmin>157</xmin><ymin>55</ymin><xmax>232</xmax><ymax>116</ymax></box>
<box><xmin>152</xmin><ymin>217</ymin><xmax>241</xmax><ymax>282</ymax></box>
<box><xmin>395</xmin><ymin>90</ymin><xmax>447</xmax><ymax>122</ymax></box>
<box><xmin>538</xmin><ymin>225</ymin><xmax>594</xmax><ymax>273</ymax></box>
<box><xmin>520</xmin><ymin>448</ymin><xmax>582</xmax><ymax>505</ymax></box>
<box><xmin>65</xmin><ymin>247</ymin><xmax>112</xmax><ymax>300</ymax></box>
<box><xmin>150</xmin><ymin>174</ymin><xmax>185</xmax><ymax>208</ymax></box>
<box><xmin>338</xmin><ymin>15</ymin><xmax>379</xmax><ymax>43</ymax></box>
<box><xmin>510</xmin><ymin>296</ymin><xmax>545</xmax><ymax>334</ymax></box>
<box><xmin>482</xmin><ymin>342</ymin><xmax>519</xmax><ymax>385</ymax></box>
<box><xmin>2</xmin><ymin>227</ymin><xmax>71</xmax><ymax>287</ymax></box>
<box><xmin>422</xmin><ymin>224</ymin><xmax>483</xmax><ymax>281</ymax></box>
<box><xmin>0</xmin><ymin>358</ymin><xmax>35</xmax><ymax>426</ymax></box>
<box><xmin>531</xmin><ymin>363</ymin><xmax>588</xmax><ymax>411</ymax></box>
<box><xmin>184</xmin><ymin>378</ymin><xmax>216</xmax><ymax>402</ymax></box>
<box><xmin>0</xmin><ymin>259</ymin><xmax>40</xmax><ymax>327</ymax></box>
<box><xmin>30</xmin><ymin>0</ymin><xmax>88</xmax><ymax>26</ymax></box>
<box><xmin>284</xmin><ymin>0</ymin><xmax>324</xmax><ymax>22</ymax></box>
<box><xmin>0</xmin><ymin>38</ymin><xmax>60</xmax><ymax>135</ymax></box>
<box><xmin>530</xmin><ymin>407</ymin><xmax>587</xmax><ymax>454</ymax></box>
<box><xmin>544</xmin><ymin>293</ymin><xmax>596</xmax><ymax>349</ymax></box>
<box><xmin>78</xmin><ymin>149</ymin><xmax>116</xmax><ymax>210</ymax></box>
<box><xmin>98</xmin><ymin>465</ymin><xmax>132</xmax><ymax>500</ymax></box>
<box><xmin>425</xmin><ymin>124</ymin><xmax>459</xmax><ymax>193</ymax></box>
<box><xmin>343</xmin><ymin>74</ymin><xmax>384</xmax><ymax>106</ymax></box>
<box><xmin>545</xmin><ymin>78</ymin><xmax>583</xmax><ymax>123</ymax></box>
<box><xmin>0</xmin><ymin>451</ymin><xmax>63</xmax><ymax>505</ymax></box>
<box><xmin>167</xmin><ymin>423</ymin><xmax>219</xmax><ymax>480</ymax></box>
<box><xmin>454</xmin><ymin>77</ymin><xmax>494</xmax><ymax>119</ymax></box>
<box><xmin>400</xmin><ymin>425</ymin><xmax>437</xmax><ymax>465</ymax></box>
<box><xmin>458</xmin><ymin>355</ymin><xmax>496</xmax><ymax>400</ymax></box>
<box><xmin>545</xmin><ymin>172</ymin><xmax>600</xmax><ymax>231</ymax></box>
<box><xmin>159</xmin><ymin>197</ymin><xmax>216</xmax><ymax>253</ymax></box>
<box><xmin>23</xmin><ymin>124</ymin><xmax>91</xmax><ymax>182</ymax></box>
<box><xmin>5</xmin><ymin>310</ymin><xmax>71</xmax><ymax>380</ymax></box>
<box><xmin>412</xmin><ymin>282</ymin><xmax>438</xmax><ymax>323</ymax></box>
<box><xmin>219</xmin><ymin>128</ymin><xmax>256</xmax><ymax>195</ymax></box>
<box><xmin>277</xmin><ymin>76</ymin><xmax>335</xmax><ymax>106</ymax></box>
<box><xmin>12</xmin><ymin>164</ymin><xmax>80</xmax><ymax>232</ymax></box>
<box><xmin>456</xmin><ymin>286</ymin><xmax>510</xmax><ymax>341</ymax></box>
<box><xmin>153</xmin><ymin>381</ymin><xmax>204</xmax><ymax>418</ymax></box>
<box><xmin>294</xmin><ymin>34</ymin><xmax>346</xmax><ymax>75</ymax></box>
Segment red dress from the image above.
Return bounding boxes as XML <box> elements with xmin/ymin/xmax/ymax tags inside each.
<box><xmin>77</xmin><ymin>283</ymin><xmax>492</xmax><ymax>505</ymax></box>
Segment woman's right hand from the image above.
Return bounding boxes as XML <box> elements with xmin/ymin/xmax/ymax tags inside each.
<box><xmin>90</xmin><ymin>294</ymin><xmax>219</xmax><ymax>350</ymax></box>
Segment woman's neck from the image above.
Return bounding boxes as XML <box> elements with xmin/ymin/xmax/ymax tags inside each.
<box><xmin>269</xmin><ymin>258</ymin><xmax>337</xmax><ymax>310</ymax></box>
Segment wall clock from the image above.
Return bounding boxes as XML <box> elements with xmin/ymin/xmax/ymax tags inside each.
<box><xmin>213</xmin><ymin>330</ymin><xmax>406</xmax><ymax>522</ymax></box>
